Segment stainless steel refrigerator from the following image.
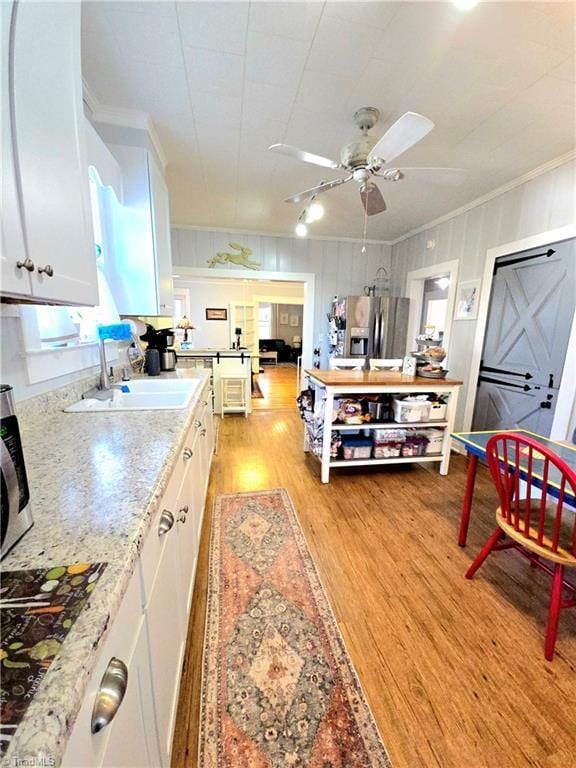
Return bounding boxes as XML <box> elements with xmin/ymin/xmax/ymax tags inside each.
<box><xmin>332</xmin><ymin>295</ymin><xmax>410</xmax><ymax>365</ymax></box>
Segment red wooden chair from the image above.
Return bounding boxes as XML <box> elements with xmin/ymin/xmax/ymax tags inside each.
<box><xmin>465</xmin><ymin>433</ymin><xmax>576</xmax><ymax>660</ymax></box>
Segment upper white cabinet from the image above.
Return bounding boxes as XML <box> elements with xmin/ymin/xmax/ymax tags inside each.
<box><xmin>1</xmin><ymin>1</ymin><xmax>99</xmax><ymax>305</ymax></box>
<box><xmin>101</xmin><ymin>139</ymin><xmax>174</xmax><ymax>317</ymax></box>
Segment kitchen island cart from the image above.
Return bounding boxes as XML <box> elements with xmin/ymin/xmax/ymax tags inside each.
<box><xmin>303</xmin><ymin>369</ymin><xmax>463</xmax><ymax>483</ymax></box>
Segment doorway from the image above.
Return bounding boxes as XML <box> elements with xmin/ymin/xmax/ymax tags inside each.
<box><xmin>405</xmin><ymin>260</ymin><xmax>459</xmax><ymax>356</ymax></box>
<box><xmin>472</xmin><ymin>239</ymin><xmax>576</xmax><ymax>436</ymax></box>
<box><xmin>172</xmin><ymin>268</ymin><xmax>311</xmax><ymax>411</ymax></box>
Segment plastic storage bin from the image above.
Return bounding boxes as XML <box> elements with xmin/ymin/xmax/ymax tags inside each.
<box><xmin>372</xmin><ymin>427</ymin><xmax>407</xmax><ymax>443</ymax></box>
<box><xmin>401</xmin><ymin>436</ymin><xmax>429</xmax><ymax>456</ymax></box>
<box><xmin>373</xmin><ymin>442</ymin><xmax>403</xmax><ymax>458</ymax></box>
<box><xmin>341</xmin><ymin>437</ymin><xmax>372</xmax><ymax>460</ymax></box>
<box><xmin>393</xmin><ymin>397</ymin><xmax>431</xmax><ymax>423</ymax></box>
<box><xmin>419</xmin><ymin>428</ymin><xmax>444</xmax><ymax>454</ymax></box>
<box><xmin>429</xmin><ymin>401</ymin><xmax>447</xmax><ymax>420</ymax></box>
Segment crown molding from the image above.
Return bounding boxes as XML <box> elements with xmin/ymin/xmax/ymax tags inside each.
<box><xmin>82</xmin><ymin>82</ymin><xmax>167</xmax><ymax>168</ymax></box>
<box><xmin>171</xmin><ymin>222</ymin><xmax>393</xmax><ymax>246</ymax></box>
<box><xmin>390</xmin><ymin>150</ymin><xmax>576</xmax><ymax>246</ymax></box>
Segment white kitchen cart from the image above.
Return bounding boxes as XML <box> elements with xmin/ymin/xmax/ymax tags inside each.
<box><xmin>304</xmin><ymin>369</ymin><xmax>463</xmax><ymax>483</ymax></box>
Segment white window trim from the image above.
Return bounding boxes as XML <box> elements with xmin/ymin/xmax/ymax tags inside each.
<box><xmin>19</xmin><ymin>306</ymin><xmax>119</xmax><ymax>385</ymax></box>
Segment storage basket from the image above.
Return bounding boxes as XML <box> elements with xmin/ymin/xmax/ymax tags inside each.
<box><xmin>429</xmin><ymin>401</ymin><xmax>447</xmax><ymax>420</ymax></box>
<box><xmin>419</xmin><ymin>428</ymin><xmax>444</xmax><ymax>454</ymax></box>
<box><xmin>393</xmin><ymin>397</ymin><xmax>431</xmax><ymax>423</ymax></box>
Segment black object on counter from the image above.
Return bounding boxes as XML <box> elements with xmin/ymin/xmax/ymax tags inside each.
<box><xmin>0</xmin><ymin>562</ymin><xmax>107</xmax><ymax>757</ymax></box>
<box><xmin>145</xmin><ymin>348</ymin><xmax>161</xmax><ymax>376</ymax></box>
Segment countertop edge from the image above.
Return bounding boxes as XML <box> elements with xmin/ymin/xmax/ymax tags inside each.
<box><xmin>2</xmin><ymin>372</ymin><xmax>210</xmax><ymax>768</ymax></box>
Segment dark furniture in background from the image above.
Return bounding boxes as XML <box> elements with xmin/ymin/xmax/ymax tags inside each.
<box><xmin>259</xmin><ymin>339</ymin><xmax>292</xmax><ymax>363</ymax></box>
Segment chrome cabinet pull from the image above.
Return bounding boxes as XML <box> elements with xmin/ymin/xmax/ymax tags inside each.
<box><xmin>201</xmin><ymin>400</ymin><xmax>208</xmax><ymax>407</ymax></box>
<box><xmin>200</xmin><ymin>428</ymin><xmax>207</xmax><ymax>437</ymax></box>
<box><xmin>158</xmin><ymin>509</ymin><xmax>175</xmax><ymax>536</ymax></box>
<box><xmin>193</xmin><ymin>419</ymin><xmax>202</xmax><ymax>429</ymax></box>
<box><xmin>91</xmin><ymin>658</ymin><xmax>128</xmax><ymax>733</ymax></box>
<box><xmin>178</xmin><ymin>504</ymin><xmax>189</xmax><ymax>524</ymax></box>
<box><xmin>16</xmin><ymin>258</ymin><xmax>34</xmax><ymax>272</ymax></box>
<box><xmin>37</xmin><ymin>264</ymin><xmax>54</xmax><ymax>277</ymax></box>
<box><xmin>183</xmin><ymin>446</ymin><xmax>193</xmax><ymax>461</ymax></box>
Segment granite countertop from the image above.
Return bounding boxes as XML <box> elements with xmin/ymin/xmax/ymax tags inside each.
<box><xmin>1</xmin><ymin>370</ymin><xmax>210</xmax><ymax>767</ymax></box>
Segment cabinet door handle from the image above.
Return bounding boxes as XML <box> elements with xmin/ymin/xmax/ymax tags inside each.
<box><xmin>183</xmin><ymin>446</ymin><xmax>193</xmax><ymax>461</ymax></box>
<box><xmin>158</xmin><ymin>509</ymin><xmax>175</xmax><ymax>536</ymax></box>
<box><xmin>201</xmin><ymin>400</ymin><xmax>208</xmax><ymax>407</ymax></box>
<box><xmin>91</xmin><ymin>657</ymin><xmax>128</xmax><ymax>733</ymax></box>
<box><xmin>16</xmin><ymin>258</ymin><xmax>35</xmax><ymax>272</ymax></box>
<box><xmin>37</xmin><ymin>264</ymin><xmax>54</xmax><ymax>277</ymax></box>
<box><xmin>200</xmin><ymin>428</ymin><xmax>207</xmax><ymax>437</ymax></box>
<box><xmin>178</xmin><ymin>504</ymin><xmax>189</xmax><ymax>523</ymax></box>
<box><xmin>193</xmin><ymin>419</ymin><xmax>202</xmax><ymax>429</ymax></box>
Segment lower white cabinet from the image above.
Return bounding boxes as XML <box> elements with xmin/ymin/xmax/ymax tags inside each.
<box><xmin>63</xmin><ymin>384</ymin><xmax>213</xmax><ymax>768</ymax></box>
<box><xmin>99</xmin><ymin>615</ymin><xmax>160</xmax><ymax>768</ymax></box>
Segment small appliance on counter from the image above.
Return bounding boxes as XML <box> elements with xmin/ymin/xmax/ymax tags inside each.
<box><xmin>140</xmin><ymin>325</ymin><xmax>178</xmax><ymax>373</ymax></box>
<box><xmin>1</xmin><ymin>385</ymin><xmax>34</xmax><ymax>559</ymax></box>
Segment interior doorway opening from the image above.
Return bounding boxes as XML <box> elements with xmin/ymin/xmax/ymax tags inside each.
<box><xmin>172</xmin><ymin>268</ymin><xmax>311</xmax><ymax>411</ymax></box>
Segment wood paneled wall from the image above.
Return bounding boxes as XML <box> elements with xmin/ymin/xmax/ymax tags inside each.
<box><xmin>390</xmin><ymin>159</ymin><xmax>576</xmax><ymax>429</ymax></box>
<box><xmin>171</xmin><ymin>229</ymin><xmax>392</xmax><ymax>365</ymax></box>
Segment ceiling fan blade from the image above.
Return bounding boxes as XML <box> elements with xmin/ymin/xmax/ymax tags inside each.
<box><xmin>269</xmin><ymin>143</ymin><xmax>341</xmax><ymax>170</ymax></box>
<box><xmin>379</xmin><ymin>167</ymin><xmax>466</xmax><ymax>186</ymax></box>
<box><xmin>360</xmin><ymin>182</ymin><xmax>386</xmax><ymax>216</ymax></box>
<box><xmin>369</xmin><ymin>112</ymin><xmax>434</xmax><ymax>165</ymax></box>
<box><xmin>284</xmin><ymin>176</ymin><xmax>353</xmax><ymax>204</ymax></box>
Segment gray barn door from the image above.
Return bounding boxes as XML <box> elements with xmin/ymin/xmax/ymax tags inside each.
<box><xmin>473</xmin><ymin>238</ymin><xmax>575</xmax><ymax>435</ymax></box>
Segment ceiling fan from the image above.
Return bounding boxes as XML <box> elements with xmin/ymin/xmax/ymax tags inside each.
<box><xmin>269</xmin><ymin>107</ymin><xmax>463</xmax><ymax>216</ymax></box>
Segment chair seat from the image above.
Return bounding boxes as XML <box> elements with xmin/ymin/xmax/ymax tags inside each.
<box><xmin>496</xmin><ymin>504</ymin><xmax>576</xmax><ymax>567</ymax></box>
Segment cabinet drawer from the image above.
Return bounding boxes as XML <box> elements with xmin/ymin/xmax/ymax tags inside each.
<box><xmin>139</xmin><ymin>423</ymin><xmax>199</xmax><ymax>605</ymax></box>
<box><xmin>62</xmin><ymin>567</ymin><xmax>143</xmax><ymax>767</ymax></box>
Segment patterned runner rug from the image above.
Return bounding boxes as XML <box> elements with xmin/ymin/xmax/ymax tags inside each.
<box><xmin>200</xmin><ymin>489</ymin><xmax>392</xmax><ymax>767</ymax></box>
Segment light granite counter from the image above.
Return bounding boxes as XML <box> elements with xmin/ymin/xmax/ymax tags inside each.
<box><xmin>1</xmin><ymin>370</ymin><xmax>210</xmax><ymax>767</ymax></box>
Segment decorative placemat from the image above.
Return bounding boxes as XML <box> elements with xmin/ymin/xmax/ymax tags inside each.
<box><xmin>199</xmin><ymin>489</ymin><xmax>391</xmax><ymax>767</ymax></box>
<box><xmin>0</xmin><ymin>562</ymin><xmax>107</xmax><ymax>756</ymax></box>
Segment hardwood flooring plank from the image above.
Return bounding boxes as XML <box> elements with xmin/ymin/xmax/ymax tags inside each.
<box><xmin>171</xmin><ymin>401</ymin><xmax>576</xmax><ymax>768</ymax></box>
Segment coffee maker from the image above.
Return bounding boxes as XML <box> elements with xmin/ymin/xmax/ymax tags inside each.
<box><xmin>140</xmin><ymin>325</ymin><xmax>177</xmax><ymax>373</ymax></box>
<box><xmin>157</xmin><ymin>329</ymin><xmax>177</xmax><ymax>371</ymax></box>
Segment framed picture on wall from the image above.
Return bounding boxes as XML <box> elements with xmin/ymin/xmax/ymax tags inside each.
<box><xmin>289</xmin><ymin>314</ymin><xmax>299</xmax><ymax>327</ymax></box>
<box><xmin>455</xmin><ymin>280</ymin><xmax>480</xmax><ymax>320</ymax></box>
<box><xmin>206</xmin><ymin>308</ymin><xmax>228</xmax><ymax>321</ymax></box>
<box><xmin>279</xmin><ymin>312</ymin><xmax>289</xmax><ymax>325</ymax></box>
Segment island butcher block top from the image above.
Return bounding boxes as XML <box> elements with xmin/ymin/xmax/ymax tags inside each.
<box><xmin>305</xmin><ymin>369</ymin><xmax>463</xmax><ymax>388</ymax></box>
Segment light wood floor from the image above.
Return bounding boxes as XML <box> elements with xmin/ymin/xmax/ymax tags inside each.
<box><xmin>172</xmin><ymin>407</ymin><xmax>576</xmax><ymax>768</ymax></box>
<box><xmin>251</xmin><ymin>364</ymin><xmax>298</xmax><ymax>411</ymax></box>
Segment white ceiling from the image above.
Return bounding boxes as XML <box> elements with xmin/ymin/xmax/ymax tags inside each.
<box><xmin>82</xmin><ymin>1</ymin><xmax>576</xmax><ymax>241</ymax></box>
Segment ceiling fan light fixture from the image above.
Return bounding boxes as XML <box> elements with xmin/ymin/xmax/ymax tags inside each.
<box><xmin>309</xmin><ymin>202</ymin><xmax>324</xmax><ymax>221</ymax></box>
<box><xmin>295</xmin><ymin>222</ymin><xmax>308</xmax><ymax>237</ymax></box>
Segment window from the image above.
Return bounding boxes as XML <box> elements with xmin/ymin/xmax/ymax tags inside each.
<box><xmin>34</xmin><ymin>171</ymin><xmax>119</xmax><ymax>350</ymax></box>
<box><xmin>258</xmin><ymin>303</ymin><xmax>272</xmax><ymax>339</ymax></box>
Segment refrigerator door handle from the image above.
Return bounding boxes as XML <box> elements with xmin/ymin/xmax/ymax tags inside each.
<box><xmin>373</xmin><ymin>311</ymin><xmax>381</xmax><ymax>358</ymax></box>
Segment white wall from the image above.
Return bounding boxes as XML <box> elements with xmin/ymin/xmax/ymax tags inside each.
<box><xmin>174</xmin><ymin>279</ymin><xmax>304</xmax><ymax>349</ymax></box>
<box><xmin>0</xmin><ymin>313</ymin><xmax>100</xmax><ymax>402</ymax></box>
<box><xmin>390</xmin><ymin>159</ymin><xmax>576</xmax><ymax>431</ymax></box>
<box><xmin>171</xmin><ymin>229</ymin><xmax>392</xmax><ymax>364</ymax></box>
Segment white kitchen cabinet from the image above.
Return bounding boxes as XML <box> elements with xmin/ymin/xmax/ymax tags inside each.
<box><xmin>62</xmin><ymin>571</ymin><xmax>158</xmax><ymax>768</ymax></box>
<box><xmin>148</xmin><ymin>154</ymin><xmax>174</xmax><ymax>315</ymax></box>
<box><xmin>64</xmin><ymin>385</ymin><xmax>214</xmax><ymax>767</ymax></box>
<box><xmin>102</xmin><ymin>141</ymin><xmax>173</xmax><ymax>317</ymax></box>
<box><xmin>176</xmin><ymin>430</ymin><xmax>202</xmax><ymax>621</ymax></box>
<box><xmin>2</xmin><ymin>1</ymin><xmax>98</xmax><ymax>305</ymax></box>
<box><xmin>145</xmin><ymin>514</ymin><xmax>186</xmax><ymax>767</ymax></box>
<box><xmin>1</xmin><ymin>1</ymin><xmax>30</xmax><ymax>297</ymax></box>
<box><xmin>99</xmin><ymin>616</ymin><xmax>161</xmax><ymax>768</ymax></box>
